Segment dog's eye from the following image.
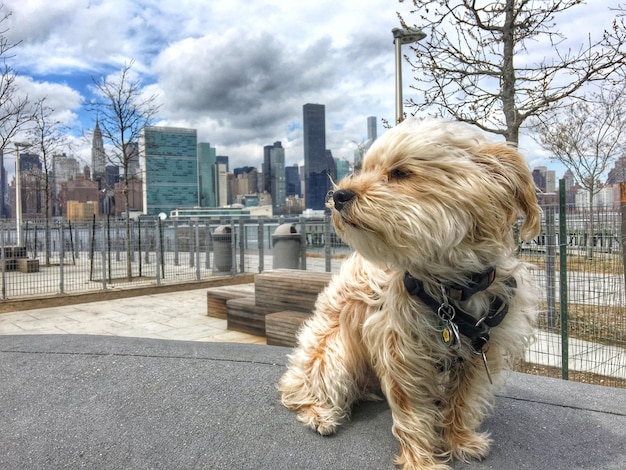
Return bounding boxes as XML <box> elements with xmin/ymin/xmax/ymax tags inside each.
<box><xmin>389</xmin><ymin>168</ymin><xmax>410</xmax><ymax>180</ymax></box>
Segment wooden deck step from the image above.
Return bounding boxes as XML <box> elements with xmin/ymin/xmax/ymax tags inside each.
<box><xmin>254</xmin><ymin>270</ymin><xmax>332</xmax><ymax>313</ymax></box>
<box><xmin>206</xmin><ymin>283</ymin><xmax>255</xmax><ymax>319</ymax></box>
<box><xmin>265</xmin><ymin>311</ymin><xmax>311</xmax><ymax>347</ymax></box>
<box><xmin>226</xmin><ymin>297</ymin><xmax>274</xmax><ymax>337</ymax></box>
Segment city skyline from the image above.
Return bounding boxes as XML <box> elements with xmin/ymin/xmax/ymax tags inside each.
<box><xmin>1</xmin><ymin>0</ymin><xmax>619</xmax><ymax>178</ymax></box>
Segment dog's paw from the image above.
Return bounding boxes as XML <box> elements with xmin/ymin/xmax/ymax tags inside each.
<box><xmin>447</xmin><ymin>431</ymin><xmax>491</xmax><ymax>462</ymax></box>
<box><xmin>296</xmin><ymin>405</ymin><xmax>340</xmax><ymax>436</ymax></box>
<box><xmin>393</xmin><ymin>452</ymin><xmax>451</xmax><ymax>470</ymax></box>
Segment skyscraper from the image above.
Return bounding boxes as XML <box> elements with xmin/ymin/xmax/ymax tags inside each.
<box><xmin>303</xmin><ymin>103</ymin><xmax>329</xmax><ymax>210</ymax></box>
<box><xmin>285</xmin><ymin>164</ymin><xmax>301</xmax><ymax>197</ymax></box>
<box><xmin>91</xmin><ymin>119</ymin><xmax>106</xmax><ymax>178</ymax></box>
<box><xmin>126</xmin><ymin>142</ymin><xmax>140</xmax><ymax>178</ymax></box>
<box><xmin>268</xmin><ymin>141</ymin><xmax>286</xmax><ymax>212</ymax></box>
<box><xmin>214</xmin><ymin>158</ymin><xmax>228</xmax><ymax>207</ymax></box>
<box><xmin>198</xmin><ymin>143</ymin><xmax>217</xmax><ymax>207</ymax></box>
<box><xmin>367</xmin><ymin>116</ymin><xmax>377</xmax><ymax>141</ymax></box>
<box><xmin>262</xmin><ymin>144</ymin><xmax>272</xmax><ymax>194</ymax></box>
<box><xmin>140</xmin><ymin>126</ymin><xmax>198</xmax><ymax>216</ymax></box>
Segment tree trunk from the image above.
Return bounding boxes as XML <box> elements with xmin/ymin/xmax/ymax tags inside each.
<box><xmin>44</xmin><ymin>168</ymin><xmax>51</xmax><ymax>266</ymax></box>
<box><xmin>587</xmin><ymin>189</ymin><xmax>595</xmax><ymax>260</ymax></box>
<box><xmin>501</xmin><ymin>0</ymin><xmax>519</xmax><ymax>147</ymax></box>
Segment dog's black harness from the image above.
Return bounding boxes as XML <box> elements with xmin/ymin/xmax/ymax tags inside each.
<box><xmin>403</xmin><ymin>267</ymin><xmax>516</xmax><ymax>355</ymax></box>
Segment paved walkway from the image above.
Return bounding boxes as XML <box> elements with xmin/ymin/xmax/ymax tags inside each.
<box><xmin>1</xmin><ymin>287</ymin><xmax>625</xmax><ymax>380</ymax></box>
<box><xmin>0</xmin><ymin>288</ymin><xmax>265</xmax><ymax>344</ymax></box>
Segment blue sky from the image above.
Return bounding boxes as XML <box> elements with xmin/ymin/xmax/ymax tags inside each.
<box><xmin>3</xmin><ymin>0</ymin><xmax>622</xmax><ymax>180</ymax></box>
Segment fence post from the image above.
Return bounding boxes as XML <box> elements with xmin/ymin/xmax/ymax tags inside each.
<box><xmin>188</xmin><ymin>222</ymin><xmax>194</xmax><ymax>268</ymax></box>
<box><xmin>621</xmin><ymin>182</ymin><xmax>626</xmax><ymax>304</ymax></box>
<box><xmin>545</xmin><ymin>200</ymin><xmax>556</xmax><ymax>328</ymax></box>
<box><xmin>559</xmin><ymin>179</ymin><xmax>568</xmax><ymax>380</ymax></box>
<box><xmin>107</xmin><ymin>215</ymin><xmax>112</xmax><ymax>283</ymax></box>
<box><xmin>115</xmin><ymin>218</ymin><xmax>121</xmax><ymax>262</ymax></box>
<box><xmin>239</xmin><ymin>219</ymin><xmax>245</xmax><ymax>274</ymax></box>
<box><xmin>1</xmin><ymin>226</ymin><xmax>6</xmax><ymax>300</ymax></box>
<box><xmin>205</xmin><ymin>226</ymin><xmax>211</xmax><ymax>270</ymax></box>
<box><xmin>89</xmin><ymin>214</ymin><xmax>96</xmax><ymax>281</ymax></box>
<box><xmin>195</xmin><ymin>220</ymin><xmax>201</xmax><ymax>280</ymax></box>
<box><xmin>101</xmin><ymin>221</ymin><xmax>107</xmax><ymax>291</ymax></box>
<box><xmin>324</xmin><ymin>215</ymin><xmax>332</xmax><ymax>272</ymax></box>
<box><xmin>160</xmin><ymin>218</ymin><xmax>165</xmax><ymax>279</ymax></box>
<box><xmin>156</xmin><ymin>217</ymin><xmax>162</xmax><ymax>286</ymax></box>
<box><xmin>59</xmin><ymin>222</ymin><xmax>65</xmax><ymax>294</ymax></box>
<box><xmin>299</xmin><ymin>215</ymin><xmax>307</xmax><ymax>270</ymax></box>
<box><xmin>230</xmin><ymin>221</ymin><xmax>236</xmax><ymax>276</ymax></box>
<box><xmin>138</xmin><ymin>218</ymin><xmax>142</xmax><ymax>276</ymax></box>
<box><xmin>174</xmin><ymin>219</ymin><xmax>179</xmax><ymax>266</ymax></box>
<box><xmin>258</xmin><ymin>219</ymin><xmax>264</xmax><ymax>273</ymax></box>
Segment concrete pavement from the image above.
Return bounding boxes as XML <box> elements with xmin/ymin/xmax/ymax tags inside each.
<box><xmin>1</xmin><ymin>335</ymin><xmax>625</xmax><ymax>470</ymax></box>
<box><xmin>0</xmin><ymin>287</ymin><xmax>265</xmax><ymax>344</ymax></box>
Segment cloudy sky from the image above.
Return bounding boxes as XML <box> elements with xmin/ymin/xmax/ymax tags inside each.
<box><xmin>2</xmin><ymin>0</ymin><xmax>622</xmax><ymax>176</ymax></box>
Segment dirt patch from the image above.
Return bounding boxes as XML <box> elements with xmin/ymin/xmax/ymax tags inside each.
<box><xmin>514</xmin><ymin>361</ymin><xmax>626</xmax><ymax>389</ymax></box>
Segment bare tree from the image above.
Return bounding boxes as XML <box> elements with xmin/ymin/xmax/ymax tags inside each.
<box><xmin>399</xmin><ymin>0</ymin><xmax>626</xmax><ymax>145</ymax></box>
<box><xmin>0</xmin><ymin>6</ymin><xmax>31</xmax><ymax>220</ymax></box>
<box><xmin>88</xmin><ymin>60</ymin><xmax>160</xmax><ymax>280</ymax></box>
<box><xmin>533</xmin><ymin>84</ymin><xmax>626</xmax><ymax>258</ymax></box>
<box><xmin>26</xmin><ymin>98</ymin><xmax>68</xmax><ymax>265</ymax></box>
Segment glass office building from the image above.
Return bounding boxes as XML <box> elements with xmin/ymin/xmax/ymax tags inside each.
<box><xmin>198</xmin><ymin>142</ymin><xmax>217</xmax><ymax>208</ymax></box>
<box><xmin>303</xmin><ymin>103</ymin><xmax>329</xmax><ymax>210</ymax></box>
<box><xmin>140</xmin><ymin>126</ymin><xmax>198</xmax><ymax>216</ymax></box>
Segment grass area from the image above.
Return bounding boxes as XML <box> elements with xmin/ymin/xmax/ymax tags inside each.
<box><xmin>520</xmin><ymin>251</ymin><xmax>625</xmax><ymax>273</ymax></box>
<box><xmin>514</xmin><ymin>361</ymin><xmax>626</xmax><ymax>389</ymax></box>
<box><xmin>537</xmin><ymin>302</ymin><xmax>626</xmax><ymax>345</ymax></box>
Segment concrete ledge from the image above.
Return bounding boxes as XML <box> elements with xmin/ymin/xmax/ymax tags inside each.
<box><xmin>1</xmin><ymin>335</ymin><xmax>624</xmax><ymax>469</ymax></box>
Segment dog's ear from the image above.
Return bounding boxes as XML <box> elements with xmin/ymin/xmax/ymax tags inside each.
<box><xmin>474</xmin><ymin>143</ymin><xmax>541</xmax><ymax>242</ymax></box>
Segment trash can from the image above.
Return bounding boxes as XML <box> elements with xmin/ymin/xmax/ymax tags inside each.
<box><xmin>213</xmin><ymin>225</ymin><xmax>233</xmax><ymax>272</ymax></box>
<box><xmin>272</xmin><ymin>223</ymin><xmax>301</xmax><ymax>269</ymax></box>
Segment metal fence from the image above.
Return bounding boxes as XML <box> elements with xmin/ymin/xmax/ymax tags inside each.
<box><xmin>0</xmin><ymin>216</ymin><xmax>348</xmax><ymax>299</ymax></box>
<box><xmin>1</xmin><ymin>198</ymin><xmax>625</xmax><ymax>388</ymax></box>
<box><xmin>519</xmin><ymin>184</ymin><xmax>626</xmax><ymax>388</ymax></box>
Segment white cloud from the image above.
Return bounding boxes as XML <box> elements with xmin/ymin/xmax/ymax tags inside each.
<box><xmin>1</xmin><ymin>0</ymin><xmax>621</xmax><ymax>175</ymax></box>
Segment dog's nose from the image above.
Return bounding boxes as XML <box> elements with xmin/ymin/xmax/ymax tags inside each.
<box><xmin>332</xmin><ymin>189</ymin><xmax>356</xmax><ymax>211</ymax></box>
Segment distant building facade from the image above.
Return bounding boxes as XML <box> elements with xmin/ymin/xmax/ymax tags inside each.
<box><xmin>268</xmin><ymin>141</ymin><xmax>286</xmax><ymax>213</ymax></box>
<box><xmin>198</xmin><ymin>143</ymin><xmax>217</xmax><ymax>208</ymax></box>
<box><xmin>91</xmin><ymin>119</ymin><xmax>107</xmax><ymax>179</ymax></box>
<box><xmin>214</xmin><ymin>156</ymin><xmax>229</xmax><ymax>207</ymax></box>
<box><xmin>285</xmin><ymin>164</ymin><xmax>301</xmax><ymax>197</ymax></box>
<box><xmin>303</xmin><ymin>103</ymin><xmax>331</xmax><ymax>210</ymax></box>
<box><xmin>140</xmin><ymin>126</ymin><xmax>198</xmax><ymax>216</ymax></box>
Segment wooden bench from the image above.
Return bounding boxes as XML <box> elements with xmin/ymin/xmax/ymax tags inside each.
<box><xmin>206</xmin><ymin>283</ymin><xmax>255</xmax><ymax>319</ymax></box>
<box><xmin>211</xmin><ymin>269</ymin><xmax>334</xmax><ymax>344</ymax></box>
<box><xmin>265</xmin><ymin>311</ymin><xmax>311</xmax><ymax>347</ymax></box>
<box><xmin>254</xmin><ymin>269</ymin><xmax>333</xmax><ymax>313</ymax></box>
<box><xmin>226</xmin><ymin>297</ymin><xmax>274</xmax><ymax>336</ymax></box>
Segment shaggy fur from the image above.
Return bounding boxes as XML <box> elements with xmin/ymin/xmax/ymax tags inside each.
<box><xmin>278</xmin><ymin>118</ymin><xmax>541</xmax><ymax>469</ymax></box>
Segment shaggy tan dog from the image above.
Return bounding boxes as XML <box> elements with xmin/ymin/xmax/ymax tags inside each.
<box><xmin>278</xmin><ymin>118</ymin><xmax>541</xmax><ymax>469</ymax></box>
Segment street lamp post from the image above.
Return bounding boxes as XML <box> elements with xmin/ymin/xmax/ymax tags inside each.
<box><xmin>14</xmin><ymin>142</ymin><xmax>30</xmax><ymax>247</ymax></box>
<box><xmin>392</xmin><ymin>27</ymin><xmax>426</xmax><ymax>124</ymax></box>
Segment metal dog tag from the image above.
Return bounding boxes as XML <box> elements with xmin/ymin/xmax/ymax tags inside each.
<box><xmin>441</xmin><ymin>321</ymin><xmax>460</xmax><ymax>347</ymax></box>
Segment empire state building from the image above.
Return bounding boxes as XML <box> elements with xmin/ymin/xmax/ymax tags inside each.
<box><xmin>91</xmin><ymin>119</ymin><xmax>106</xmax><ymax>177</ymax></box>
